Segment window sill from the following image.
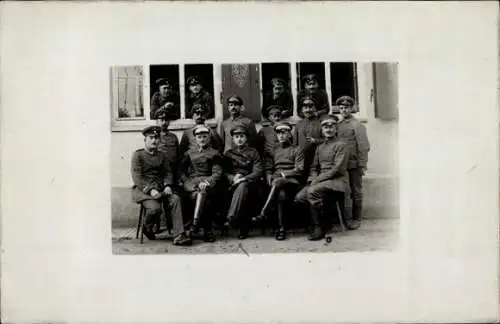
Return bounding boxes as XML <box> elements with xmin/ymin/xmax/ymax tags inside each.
<box><xmin>111</xmin><ymin>118</ymin><xmax>219</xmax><ymax>132</ymax></box>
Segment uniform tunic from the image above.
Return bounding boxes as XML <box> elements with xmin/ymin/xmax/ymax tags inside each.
<box><xmin>150</xmin><ymin>91</ymin><xmax>180</xmax><ymax>120</ymax></box>
<box><xmin>257</xmin><ymin>121</ymin><xmax>278</xmax><ymax>158</ymax></box>
<box><xmin>131</xmin><ymin>149</ymin><xmax>173</xmax><ymax>202</ymax></box>
<box><xmin>295</xmin><ymin>138</ymin><xmax>350</xmax><ymax>207</ymax></box>
<box><xmin>158</xmin><ymin>130</ymin><xmax>180</xmax><ymax>183</ymax></box>
<box><xmin>186</xmin><ymin>90</ymin><xmax>214</xmax><ymax>119</ymax></box>
<box><xmin>179</xmin><ymin>146</ymin><xmax>223</xmax><ymax>195</ymax></box>
<box><xmin>179</xmin><ymin>125</ymin><xmax>223</xmax><ymax>157</ymax></box>
<box><xmin>265</xmin><ymin>142</ymin><xmax>305</xmax><ymax>184</ymax></box>
<box><xmin>297</xmin><ymin>89</ymin><xmax>330</xmax><ymax>116</ymax></box>
<box><xmin>224</xmin><ymin>145</ymin><xmax>263</xmax><ymax>219</ymax></box>
<box><xmin>262</xmin><ymin>91</ymin><xmax>294</xmax><ymax>118</ymax></box>
<box><xmin>220</xmin><ymin>115</ymin><xmax>258</xmax><ymax>153</ymax></box>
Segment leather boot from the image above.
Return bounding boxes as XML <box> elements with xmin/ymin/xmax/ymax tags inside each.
<box><xmin>352</xmin><ymin>200</ymin><xmax>363</xmax><ymax>221</ymax></box>
<box><xmin>308</xmin><ymin>205</ymin><xmax>324</xmax><ymax>241</ymax></box>
<box><xmin>275</xmin><ymin>203</ymin><xmax>286</xmax><ymax>241</ymax></box>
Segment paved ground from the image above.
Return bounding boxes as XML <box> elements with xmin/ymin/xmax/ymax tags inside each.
<box><xmin>112</xmin><ymin>218</ymin><xmax>399</xmax><ymax>254</ymax></box>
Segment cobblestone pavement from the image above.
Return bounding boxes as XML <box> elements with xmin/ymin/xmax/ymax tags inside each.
<box><xmin>112</xmin><ymin>218</ymin><xmax>399</xmax><ymax>254</ymax></box>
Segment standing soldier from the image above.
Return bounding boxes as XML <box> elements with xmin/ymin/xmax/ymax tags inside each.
<box><xmin>155</xmin><ymin>107</ymin><xmax>180</xmax><ymax>180</ymax></box>
<box><xmin>295</xmin><ymin>117</ymin><xmax>350</xmax><ymax>240</ymax></box>
<box><xmin>179</xmin><ymin>103</ymin><xmax>223</xmax><ymax>157</ymax></box>
<box><xmin>150</xmin><ymin>78</ymin><xmax>180</xmax><ymax>120</ymax></box>
<box><xmin>186</xmin><ymin>76</ymin><xmax>214</xmax><ymax>119</ymax></box>
<box><xmin>223</xmin><ymin>125</ymin><xmax>263</xmax><ymax>239</ymax></box>
<box><xmin>220</xmin><ymin>95</ymin><xmax>258</xmax><ymax>153</ymax></box>
<box><xmin>262</xmin><ymin>78</ymin><xmax>294</xmax><ymax>120</ymax></box>
<box><xmin>257</xmin><ymin>105</ymin><xmax>282</xmax><ymax>158</ymax></box>
<box><xmin>335</xmin><ymin>95</ymin><xmax>370</xmax><ymax>222</ymax></box>
<box><xmin>254</xmin><ymin>122</ymin><xmax>305</xmax><ymax>241</ymax></box>
<box><xmin>297</xmin><ymin>74</ymin><xmax>330</xmax><ymax>116</ymax></box>
<box><xmin>179</xmin><ymin>125</ymin><xmax>223</xmax><ymax>242</ymax></box>
<box><xmin>292</xmin><ymin>96</ymin><xmax>324</xmax><ymax>179</ymax></box>
<box><xmin>131</xmin><ymin>126</ymin><xmax>191</xmax><ymax>245</ymax></box>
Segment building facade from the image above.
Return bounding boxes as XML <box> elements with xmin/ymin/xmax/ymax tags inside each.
<box><xmin>110</xmin><ymin>62</ymin><xmax>399</xmax><ymax>227</ymax></box>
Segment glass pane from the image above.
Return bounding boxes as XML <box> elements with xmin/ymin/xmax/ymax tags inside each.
<box><xmin>184</xmin><ymin>64</ymin><xmax>215</xmax><ymax>119</ymax></box>
<box><xmin>330</xmin><ymin>62</ymin><xmax>358</xmax><ymax>104</ymax></box>
<box><xmin>114</xmin><ymin>65</ymin><xmax>144</xmax><ymax>119</ymax></box>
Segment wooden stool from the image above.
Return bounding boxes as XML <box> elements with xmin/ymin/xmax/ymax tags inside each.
<box><xmin>136</xmin><ymin>205</ymin><xmax>146</xmax><ymax>244</ymax></box>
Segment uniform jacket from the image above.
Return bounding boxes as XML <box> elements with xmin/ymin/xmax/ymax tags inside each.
<box><xmin>131</xmin><ymin>149</ymin><xmax>174</xmax><ymax>202</ymax></box>
<box><xmin>179</xmin><ymin>146</ymin><xmax>223</xmax><ymax>192</ymax></box>
<box><xmin>262</xmin><ymin>91</ymin><xmax>294</xmax><ymax>118</ymax></box>
<box><xmin>186</xmin><ymin>90</ymin><xmax>214</xmax><ymax>119</ymax></box>
<box><xmin>220</xmin><ymin>115</ymin><xmax>258</xmax><ymax>153</ymax></box>
<box><xmin>308</xmin><ymin>138</ymin><xmax>350</xmax><ymax>192</ymax></box>
<box><xmin>179</xmin><ymin>125</ymin><xmax>223</xmax><ymax>157</ymax></box>
<box><xmin>158</xmin><ymin>130</ymin><xmax>180</xmax><ymax>183</ymax></box>
<box><xmin>264</xmin><ymin>142</ymin><xmax>305</xmax><ymax>183</ymax></box>
<box><xmin>297</xmin><ymin>89</ymin><xmax>330</xmax><ymax>116</ymax></box>
<box><xmin>223</xmin><ymin>145</ymin><xmax>263</xmax><ymax>183</ymax></box>
<box><xmin>257</xmin><ymin>121</ymin><xmax>278</xmax><ymax>158</ymax></box>
<box><xmin>150</xmin><ymin>91</ymin><xmax>180</xmax><ymax>120</ymax></box>
<box><xmin>292</xmin><ymin>116</ymin><xmax>323</xmax><ymax>151</ymax></box>
<box><xmin>336</xmin><ymin>116</ymin><xmax>370</xmax><ymax>169</ymax></box>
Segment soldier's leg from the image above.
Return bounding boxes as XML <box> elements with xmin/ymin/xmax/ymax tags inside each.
<box><xmin>141</xmin><ymin>199</ymin><xmax>162</xmax><ymax>240</ymax></box>
<box><xmin>349</xmin><ymin>168</ymin><xmax>364</xmax><ymax>220</ymax></box>
<box><xmin>227</xmin><ymin>182</ymin><xmax>252</xmax><ymax>238</ymax></box>
<box><xmin>201</xmin><ymin>192</ymin><xmax>216</xmax><ymax>243</ymax></box>
<box><xmin>164</xmin><ymin>193</ymin><xmax>192</xmax><ymax>245</ymax></box>
<box><xmin>306</xmin><ymin>183</ymin><xmax>332</xmax><ymax>240</ymax></box>
<box><xmin>275</xmin><ymin>181</ymin><xmax>299</xmax><ymax>240</ymax></box>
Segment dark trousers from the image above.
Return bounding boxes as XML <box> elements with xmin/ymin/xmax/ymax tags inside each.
<box><xmin>348</xmin><ymin>168</ymin><xmax>364</xmax><ymax>203</ymax></box>
<box><xmin>270</xmin><ymin>178</ymin><xmax>300</xmax><ymax>229</ymax></box>
<box><xmin>141</xmin><ymin>194</ymin><xmax>184</xmax><ymax>235</ymax></box>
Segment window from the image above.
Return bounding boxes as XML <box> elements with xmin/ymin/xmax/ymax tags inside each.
<box><xmin>330</xmin><ymin>62</ymin><xmax>359</xmax><ymax>113</ymax></box>
<box><xmin>111</xmin><ymin>66</ymin><xmax>144</xmax><ymax>120</ymax></box>
<box><xmin>184</xmin><ymin>64</ymin><xmax>215</xmax><ymax>119</ymax></box>
<box><xmin>149</xmin><ymin>64</ymin><xmax>181</xmax><ymax>120</ymax></box>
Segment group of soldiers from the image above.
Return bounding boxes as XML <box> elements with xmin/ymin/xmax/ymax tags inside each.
<box><xmin>132</xmin><ymin>74</ymin><xmax>370</xmax><ymax>246</ymax></box>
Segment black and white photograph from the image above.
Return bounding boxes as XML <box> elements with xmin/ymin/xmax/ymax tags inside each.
<box><xmin>110</xmin><ymin>62</ymin><xmax>399</xmax><ymax>254</ymax></box>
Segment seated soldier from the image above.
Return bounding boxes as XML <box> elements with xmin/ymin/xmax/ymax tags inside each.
<box><xmin>254</xmin><ymin>121</ymin><xmax>305</xmax><ymax>241</ymax></box>
<box><xmin>131</xmin><ymin>126</ymin><xmax>191</xmax><ymax>245</ymax></box>
<box><xmin>223</xmin><ymin>125</ymin><xmax>263</xmax><ymax>239</ymax></box>
<box><xmin>295</xmin><ymin>117</ymin><xmax>350</xmax><ymax>240</ymax></box>
<box><xmin>179</xmin><ymin>103</ymin><xmax>223</xmax><ymax>157</ymax></box>
<box><xmin>297</xmin><ymin>74</ymin><xmax>330</xmax><ymax>117</ymax></box>
<box><xmin>262</xmin><ymin>78</ymin><xmax>294</xmax><ymax>120</ymax></box>
<box><xmin>179</xmin><ymin>125</ymin><xmax>223</xmax><ymax>243</ymax></box>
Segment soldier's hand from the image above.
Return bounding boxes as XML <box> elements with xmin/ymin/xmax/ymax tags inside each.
<box><xmin>163</xmin><ymin>186</ymin><xmax>173</xmax><ymax>196</ymax></box>
<box><xmin>233</xmin><ymin>173</ymin><xmax>242</xmax><ymax>183</ymax></box>
<box><xmin>306</xmin><ymin>137</ymin><xmax>314</xmax><ymax>143</ymax></box>
<box><xmin>234</xmin><ymin>177</ymin><xmax>247</xmax><ymax>185</ymax></box>
<box><xmin>150</xmin><ymin>189</ymin><xmax>161</xmax><ymax>199</ymax></box>
<box><xmin>361</xmin><ymin>167</ymin><xmax>367</xmax><ymax>176</ymax></box>
<box><xmin>199</xmin><ymin>181</ymin><xmax>209</xmax><ymax>191</ymax></box>
<box><xmin>266</xmin><ymin>174</ymin><xmax>273</xmax><ymax>186</ymax></box>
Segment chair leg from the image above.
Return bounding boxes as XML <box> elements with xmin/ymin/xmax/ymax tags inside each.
<box><xmin>136</xmin><ymin>205</ymin><xmax>143</xmax><ymax>239</ymax></box>
<box><xmin>336</xmin><ymin>201</ymin><xmax>347</xmax><ymax>232</ymax></box>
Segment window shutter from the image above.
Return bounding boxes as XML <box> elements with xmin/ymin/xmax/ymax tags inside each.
<box><xmin>374</xmin><ymin>63</ymin><xmax>398</xmax><ymax>120</ymax></box>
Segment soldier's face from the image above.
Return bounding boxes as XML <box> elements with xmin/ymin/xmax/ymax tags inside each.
<box><xmin>269</xmin><ymin>112</ymin><xmax>281</xmax><ymax>124</ymax></box>
<box><xmin>228</xmin><ymin>102</ymin><xmax>242</xmax><ymax>115</ymax></box>
<box><xmin>276</xmin><ymin>130</ymin><xmax>291</xmax><ymax>143</ymax></box>
<box><xmin>301</xmin><ymin>101</ymin><xmax>316</xmax><ymax>118</ymax></box>
<box><xmin>305</xmin><ymin>81</ymin><xmax>319</xmax><ymax>92</ymax></box>
<box><xmin>192</xmin><ymin>112</ymin><xmax>205</xmax><ymax>124</ymax></box>
<box><xmin>145</xmin><ymin>135</ymin><xmax>160</xmax><ymax>150</ymax></box>
<box><xmin>232</xmin><ymin>133</ymin><xmax>247</xmax><ymax>147</ymax></box>
<box><xmin>273</xmin><ymin>85</ymin><xmax>284</xmax><ymax>95</ymax></box>
<box><xmin>189</xmin><ymin>83</ymin><xmax>201</xmax><ymax>94</ymax></box>
<box><xmin>158</xmin><ymin>118</ymin><xmax>169</xmax><ymax>129</ymax></box>
<box><xmin>159</xmin><ymin>85</ymin><xmax>171</xmax><ymax>96</ymax></box>
<box><xmin>195</xmin><ymin>133</ymin><xmax>209</xmax><ymax>146</ymax></box>
<box><xmin>339</xmin><ymin>104</ymin><xmax>352</xmax><ymax>118</ymax></box>
<box><xmin>322</xmin><ymin>124</ymin><xmax>336</xmax><ymax>138</ymax></box>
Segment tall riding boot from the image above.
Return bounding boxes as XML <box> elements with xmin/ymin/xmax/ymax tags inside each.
<box><xmin>308</xmin><ymin>205</ymin><xmax>325</xmax><ymax>241</ymax></box>
<box><xmin>275</xmin><ymin>202</ymin><xmax>286</xmax><ymax>241</ymax></box>
<box><xmin>352</xmin><ymin>200</ymin><xmax>363</xmax><ymax>221</ymax></box>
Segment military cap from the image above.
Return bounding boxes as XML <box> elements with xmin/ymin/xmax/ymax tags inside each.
<box><xmin>302</xmin><ymin>74</ymin><xmax>318</xmax><ymax>84</ymax></box>
<box><xmin>230</xmin><ymin>124</ymin><xmax>248</xmax><ymax>136</ymax></box>
<box><xmin>155</xmin><ymin>104</ymin><xmax>175</xmax><ymax>119</ymax></box>
<box><xmin>320</xmin><ymin>115</ymin><xmax>339</xmax><ymax>127</ymax></box>
<box><xmin>142</xmin><ymin>125</ymin><xmax>161</xmax><ymax>137</ymax></box>
<box><xmin>271</xmin><ymin>78</ymin><xmax>286</xmax><ymax>87</ymax></box>
<box><xmin>155</xmin><ymin>78</ymin><xmax>171</xmax><ymax>87</ymax></box>
<box><xmin>193</xmin><ymin>125</ymin><xmax>210</xmax><ymax>135</ymax></box>
<box><xmin>190</xmin><ymin>103</ymin><xmax>207</xmax><ymax>115</ymax></box>
<box><xmin>335</xmin><ymin>95</ymin><xmax>355</xmax><ymax>107</ymax></box>
<box><xmin>267</xmin><ymin>105</ymin><xmax>283</xmax><ymax>115</ymax></box>
<box><xmin>227</xmin><ymin>95</ymin><xmax>243</xmax><ymax>105</ymax></box>
<box><xmin>187</xmin><ymin>76</ymin><xmax>200</xmax><ymax>86</ymax></box>
<box><xmin>273</xmin><ymin>121</ymin><xmax>293</xmax><ymax>132</ymax></box>
<box><xmin>300</xmin><ymin>95</ymin><xmax>318</xmax><ymax>106</ymax></box>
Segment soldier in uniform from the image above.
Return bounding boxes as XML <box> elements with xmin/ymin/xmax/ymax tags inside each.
<box><xmin>295</xmin><ymin>117</ymin><xmax>350</xmax><ymax>240</ymax></box>
<box><xmin>255</xmin><ymin>121</ymin><xmax>305</xmax><ymax>241</ymax></box>
<box><xmin>179</xmin><ymin>103</ymin><xmax>223</xmax><ymax>157</ymax></box>
<box><xmin>257</xmin><ymin>105</ymin><xmax>282</xmax><ymax>158</ymax></box>
<box><xmin>220</xmin><ymin>95</ymin><xmax>258</xmax><ymax>153</ymax></box>
<box><xmin>292</xmin><ymin>96</ymin><xmax>324</xmax><ymax>179</ymax></box>
<box><xmin>262</xmin><ymin>78</ymin><xmax>294</xmax><ymax>120</ymax></box>
<box><xmin>150</xmin><ymin>78</ymin><xmax>180</xmax><ymax>120</ymax></box>
<box><xmin>223</xmin><ymin>125</ymin><xmax>263</xmax><ymax>239</ymax></box>
<box><xmin>186</xmin><ymin>76</ymin><xmax>214</xmax><ymax>119</ymax></box>
<box><xmin>335</xmin><ymin>95</ymin><xmax>370</xmax><ymax>221</ymax></box>
<box><xmin>131</xmin><ymin>126</ymin><xmax>191</xmax><ymax>245</ymax></box>
<box><xmin>155</xmin><ymin>107</ymin><xmax>180</xmax><ymax>179</ymax></box>
<box><xmin>179</xmin><ymin>125</ymin><xmax>223</xmax><ymax>242</ymax></box>
<box><xmin>297</xmin><ymin>74</ymin><xmax>330</xmax><ymax>116</ymax></box>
